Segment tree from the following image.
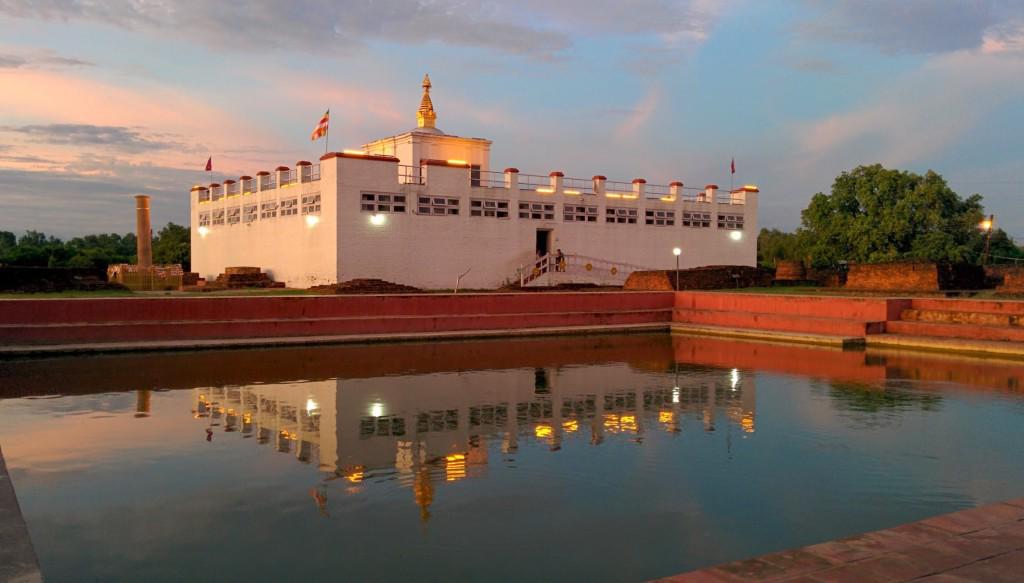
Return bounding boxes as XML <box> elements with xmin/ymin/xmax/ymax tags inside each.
<box><xmin>799</xmin><ymin>165</ymin><xmax>985</xmax><ymax>267</ymax></box>
<box><xmin>152</xmin><ymin>222</ymin><xmax>190</xmax><ymax>270</ymax></box>
<box><xmin>757</xmin><ymin>228</ymin><xmax>802</xmax><ymax>268</ymax></box>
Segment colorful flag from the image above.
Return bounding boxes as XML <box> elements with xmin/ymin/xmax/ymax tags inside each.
<box><xmin>731</xmin><ymin>157</ymin><xmax>735</xmax><ymax>175</ymax></box>
<box><xmin>205</xmin><ymin>156</ymin><xmax>212</xmax><ymax>172</ymax></box>
<box><xmin>311</xmin><ymin>110</ymin><xmax>330</xmax><ymax>141</ymax></box>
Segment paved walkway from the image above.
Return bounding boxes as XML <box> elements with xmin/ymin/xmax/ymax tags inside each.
<box><xmin>0</xmin><ymin>446</ymin><xmax>42</xmax><ymax>583</ymax></box>
<box><xmin>653</xmin><ymin>498</ymin><xmax>1024</xmax><ymax>582</ymax></box>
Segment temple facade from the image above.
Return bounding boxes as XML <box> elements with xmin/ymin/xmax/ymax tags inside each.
<box><xmin>190</xmin><ymin>75</ymin><xmax>758</xmax><ymax>289</ymax></box>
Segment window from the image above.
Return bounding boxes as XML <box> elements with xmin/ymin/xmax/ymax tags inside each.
<box><xmin>212</xmin><ymin>209</ymin><xmax>225</xmax><ymax>225</ymax></box>
<box><xmin>360</xmin><ymin>192</ymin><xmax>406</xmax><ymax>213</ymax></box>
<box><xmin>243</xmin><ymin>204</ymin><xmax>258</xmax><ymax>224</ymax></box>
<box><xmin>718</xmin><ymin>213</ymin><xmax>744</xmax><ymax>229</ymax></box>
<box><xmin>417</xmin><ymin>196</ymin><xmax>459</xmax><ymax>216</ymax></box>
<box><xmin>518</xmin><ymin>201</ymin><xmax>555</xmax><ymax>220</ymax></box>
<box><xmin>280</xmin><ymin>198</ymin><xmax>298</xmax><ymax>217</ymax></box>
<box><xmin>226</xmin><ymin>207</ymin><xmax>241</xmax><ymax>225</ymax></box>
<box><xmin>301</xmin><ymin>193</ymin><xmax>321</xmax><ymax>215</ymax></box>
<box><xmin>198</xmin><ymin>211</ymin><xmax>211</xmax><ymax>227</ymax></box>
<box><xmin>645</xmin><ymin>209</ymin><xmax>675</xmax><ymax>226</ymax></box>
<box><xmin>470</xmin><ymin>199</ymin><xmax>509</xmax><ymax>218</ymax></box>
<box><xmin>260</xmin><ymin>201</ymin><xmax>278</xmax><ymax>219</ymax></box>
<box><xmin>564</xmin><ymin>204</ymin><xmax>598</xmax><ymax>222</ymax></box>
<box><xmin>606</xmin><ymin>207</ymin><xmax>638</xmax><ymax>224</ymax></box>
<box><xmin>471</xmin><ymin>164</ymin><xmax>481</xmax><ymax>187</ymax></box>
<box><xmin>682</xmin><ymin>212</ymin><xmax>712</xmax><ymax>228</ymax></box>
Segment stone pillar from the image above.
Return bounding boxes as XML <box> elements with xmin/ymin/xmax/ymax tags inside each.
<box><xmin>632</xmin><ymin>178</ymin><xmax>646</xmax><ymax>199</ymax></box>
<box><xmin>669</xmin><ymin>181</ymin><xmax>684</xmax><ymax>201</ymax></box>
<box><xmin>702</xmin><ymin>184</ymin><xmax>718</xmax><ymax>204</ymax></box>
<box><xmin>549</xmin><ymin>171</ymin><xmax>564</xmax><ymax>194</ymax></box>
<box><xmin>593</xmin><ymin>175</ymin><xmax>607</xmax><ymax>197</ymax></box>
<box><xmin>135</xmin><ymin>195</ymin><xmax>153</xmax><ymax>268</ymax></box>
<box><xmin>504</xmin><ymin>167</ymin><xmax>519</xmax><ymax>191</ymax></box>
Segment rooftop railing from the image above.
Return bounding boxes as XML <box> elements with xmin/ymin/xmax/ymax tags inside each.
<box><xmin>226</xmin><ymin>182</ymin><xmax>240</xmax><ymax>196</ymax></box>
<box><xmin>476</xmin><ymin>170</ymin><xmax>507</xmax><ymax>189</ymax></box>
<box><xmin>280</xmin><ymin>169</ymin><xmax>297</xmax><ymax>186</ymax></box>
<box><xmin>398</xmin><ymin>165</ymin><xmax>424</xmax><ymax>185</ymax></box>
<box><xmin>300</xmin><ymin>164</ymin><xmax>321</xmax><ymax>183</ymax></box>
<box><xmin>211</xmin><ymin>185</ymin><xmax>225</xmax><ymax>201</ymax></box>
<box><xmin>645</xmin><ymin>183</ymin><xmax>672</xmax><ymax>198</ymax></box>
<box><xmin>518</xmin><ymin>173</ymin><xmax>549</xmax><ymax>192</ymax></box>
<box><xmin>562</xmin><ymin>177</ymin><xmax>595</xmax><ymax>195</ymax></box>
<box><xmin>241</xmin><ymin>178</ymin><xmax>255</xmax><ymax>194</ymax></box>
<box><xmin>259</xmin><ymin>175</ymin><xmax>276</xmax><ymax>191</ymax></box>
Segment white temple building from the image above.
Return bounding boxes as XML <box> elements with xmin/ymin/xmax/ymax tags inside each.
<box><xmin>190</xmin><ymin>75</ymin><xmax>758</xmax><ymax>289</ymax></box>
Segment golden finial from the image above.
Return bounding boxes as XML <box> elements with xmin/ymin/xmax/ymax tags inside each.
<box><xmin>416</xmin><ymin>73</ymin><xmax>436</xmax><ymax>129</ymax></box>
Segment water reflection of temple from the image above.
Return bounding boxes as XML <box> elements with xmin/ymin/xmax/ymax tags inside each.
<box><xmin>192</xmin><ymin>363</ymin><xmax>755</xmax><ymax>519</ymax></box>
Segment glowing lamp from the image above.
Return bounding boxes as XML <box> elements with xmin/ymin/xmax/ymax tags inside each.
<box><xmin>673</xmin><ymin>247</ymin><xmax>682</xmax><ymax>256</ymax></box>
<box><xmin>369</xmin><ymin>213</ymin><xmax>386</xmax><ymax>226</ymax></box>
<box><xmin>980</xmin><ymin>219</ymin><xmax>993</xmax><ymax>231</ymax></box>
<box><xmin>197</xmin><ymin>226</ymin><xmax>210</xmax><ymax>237</ymax></box>
<box><xmin>536</xmin><ymin>187</ymin><xmax>554</xmax><ymax>194</ymax></box>
<box><xmin>305</xmin><ymin>214</ymin><xmax>320</xmax><ymax>227</ymax></box>
<box><xmin>370</xmin><ymin>403</ymin><xmax>384</xmax><ymax>417</ymax></box>
<box><xmin>730</xmin><ymin>230</ymin><xmax>743</xmax><ymax>241</ymax></box>
<box><xmin>564</xmin><ymin>189</ymin><xmax>581</xmax><ymax>195</ymax></box>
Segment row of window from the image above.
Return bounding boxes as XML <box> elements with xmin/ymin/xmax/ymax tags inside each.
<box><xmin>199</xmin><ymin>194</ymin><xmax>321</xmax><ymax>226</ymax></box>
<box><xmin>361</xmin><ymin>193</ymin><xmax>743</xmax><ymax>229</ymax></box>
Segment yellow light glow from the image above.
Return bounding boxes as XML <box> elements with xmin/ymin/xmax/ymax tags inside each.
<box><xmin>445</xmin><ymin>453</ymin><xmax>467</xmax><ymax>482</ymax></box>
<box><xmin>370</xmin><ymin>402</ymin><xmax>384</xmax><ymax>417</ymax></box>
<box><xmin>346</xmin><ymin>469</ymin><xmax>364</xmax><ymax>483</ymax></box>
<box><xmin>730</xmin><ymin>230</ymin><xmax>743</xmax><ymax>241</ymax></box>
<box><xmin>622</xmin><ymin>194</ymin><xmax>638</xmax><ymax>200</ymax></box>
<box><xmin>197</xmin><ymin>226</ymin><xmax>210</xmax><ymax>237</ymax></box>
<box><xmin>743</xmin><ymin>184</ymin><xmax>759</xmax><ymax>190</ymax></box>
<box><xmin>343</xmin><ymin>149</ymin><xmax>366</xmax><ymax>155</ymax></box>
<box><xmin>534</xmin><ymin>424</ymin><xmax>553</xmax><ymax>439</ymax></box>
<box><xmin>620</xmin><ymin>415</ymin><xmax>638</xmax><ymax>433</ymax></box>
<box><xmin>369</xmin><ymin>213</ymin><xmax>387</xmax><ymax>226</ymax></box>
<box><xmin>742</xmin><ymin>414</ymin><xmax>755</xmax><ymax>433</ymax></box>
<box><xmin>536</xmin><ymin>187</ymin><xmax>555</xmax><ymax>194</ymax></box>
<box><xmin>305</xmin><ymin>214</ymin><xmax>320</xmax><ymax>227</ymax></box>
<box><xmin>564</xmin><ymin>189</ymin><xmax>581</xmax><ymax>196</ymax></box>
<box><xmin>446</xmin><ymin>159</ymin><xmax>468</xmax><ymax>165</ymax></box>
<box><xmin>562</xmin><ymin>419</ymin><xmax>579</xmax><ymax>433</ymax></box>
<box><xmin>445</xmin><ymin>453</ymin><xmax>466</xmax><ymax>462</ymax></box>
<box><xmin>980</xmin><ymin>219</ymin><xmax>993</xmax><ymax>231</ymax></box>
<box><xmin>660</xmin><ymin>195</ymin><xmax>676</xmax><ymax>202</ymax></box>
<box><xmin>605</xmin><ymin>193</ymin><xmax>622</xmax><ymax>199</ymax></box>
<box><xmin>659</xmin><ymin>411</ymin><xmax>675</xmax><ymax>424</ymax></box>
<box><xmin>673</xmin><ymin>247</ymin><xmax>682</xmax><ymax>256</ymax></box>
<box><xmin>305</xmin><ymin>398</ymin><xmax>319</xmax><ymax>413</ymax></box>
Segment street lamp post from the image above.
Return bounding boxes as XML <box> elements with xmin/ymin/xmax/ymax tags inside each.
<box><xmin>672</xmin><ymin>247</ymin><xmax>682</xmax><ymax>290</ymax></box>
<box><xmin>980</xmin><ymin>215</ymin><xmax>994</xmax><ymax>266</ymax></box>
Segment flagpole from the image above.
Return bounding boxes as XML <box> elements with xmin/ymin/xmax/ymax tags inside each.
<box><xmin>325</xmin><ymin>124</ymin><xmax>329</xmax><ymax>155</ymax></box>
<box><xmin>730</xmin><ymin>155</ymin><xmax>734</xmax><ymax>193</ymax></box>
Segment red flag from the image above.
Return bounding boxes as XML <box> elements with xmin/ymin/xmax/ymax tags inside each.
<box><xmin>205</xmin><ymin>156</ymin><xmax>212</xmax><ymax>172</ymax></box>
<box><xmin>311</xmin><ymin>109</ymin><xmax>330</xmax><ymax>141</ymax></box>
<box><xmin>731</xmin><ymin>157</ymin><xmax>735</xmax><ymax>175</ymax></box>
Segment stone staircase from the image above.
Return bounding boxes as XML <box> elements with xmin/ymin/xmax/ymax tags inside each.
<box><xmin>672</xmin><ymin>292</ymin><xmax>897</xmax><ymax>344</ymax></box>
<box><xmin>885</xmin><ymin>298</ymin><xmax>1024</xmax><ymax>343</ymax></box>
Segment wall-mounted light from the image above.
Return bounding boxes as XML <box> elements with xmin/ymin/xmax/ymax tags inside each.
<box><xmin>370</xmin><ymin>403</ymin><xmax>384</xmax><ymax>417</ymax></box>
<box><xmin>536</xmin><ymin>187</ymin><xmax>554</xmax><ymax>194</ymax></box>
<box><xmin>564</xmin><ymin>189</ymin><xmax>581</xmax><ymax>195</ymax></box>
<box><xmin>198</xmin><ymin>226</ymin><xmax>210</xmax><ymax>237</ymax></box>
<box><xmin>730</xmin><ymin>230</ymin><xmax>743</xmax><ymax>241</ymax></box>
<box><xmin>447</xmin><ymin>159</ymin><xmax>468</xmax><ymax>165</ymax></box>
<box><xmin>369</xmin><ymin>213</ymin><xmax>386</xmax><ymax>226</ymax></box>
<box><xmin>305</xmin><ymin>214</ymin><xmax>320</xmax><ymax>227</ymax></box>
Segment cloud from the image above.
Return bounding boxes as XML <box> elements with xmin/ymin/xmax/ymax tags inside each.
<box><xmin>0</xmin><ymin>0</ymin><xmax>568</xmax><ymax>59</ymax></box>
<box><xmin>0</xmin><ymin>48</ymin><xmax>92</xmax><ymax>69</ymax></box>
<box><xmin>0</xmin><ymin>0</ymin><xmax>727</xmax><ymax>62</ymax></box>
<box><xmin>802</xmin><ymin>0</ymin><xmax>1024</xmax><ymax>54</ymax></box>
<box><xmin>2</xmin><ymin>124</ymin><xmax>182</xmax><ymax>153</ymax></box>
<box><xmin>615</xmin><ymin>87</ymin><xmax>662</xmax><ymax>138</ymax></box>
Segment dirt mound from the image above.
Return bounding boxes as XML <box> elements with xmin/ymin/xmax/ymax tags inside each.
<box><xmin>309</xmin><ymin>279</ymin><xmax>421</xmax><ymax>294</ymax></box>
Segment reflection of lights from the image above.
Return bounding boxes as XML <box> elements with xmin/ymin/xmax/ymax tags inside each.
<box><xmin>534</xmin><ymin>424</ymin><xmax>553</xmax><ymax>439</ymax></box>
<box><xmin>198</xmin><ymin>226</ymin><xmax>210</xmax><ymax>237</ymax></box>
<box><xmin>305</xmin><ymin>214</ymin><xmax>320</xmax><ymax>227</ymax></box>
<box><xmin>370</xmin><ymin>403</ymin><xmax>384</xmax><ymax>418</ymax></box>
<box><xmin>730</xmin><ymin>368</ymin><xmax>741</xmax><ymax>390</ymax></box>
<box><xmin>730</xmin><ymin>230</ymin><xmax>743</xmax><ymax>241</ymax></box>
<box><xmin>345</xmin><ymin>467</ymin><xmax>365</xmax><ymax>483</ymax></box>
<box><xmin>445</xmin><ymin>453</ymin><xmax>467</xmax><ymax>482</ymax></box>
<box><xmin>659</xmin><ymin>411</ymin><xmax>675</xmax><ymax>424</ymax></box>
<box><xmin>305</xmin><ymin>398</ymin><xmax>319</xmax><ymax>413</ymax></box>
<box><xmin>672</xmin><ymin>387</ymin><xmax>680</xmax><ymax>403</ymax></box>
<box><xmin>561</xmin><ymin>419</ymin><xmax>579</xmax><ymax>433</ymax></box>
<box><xmin>242</xmin><ymin>413</ymin><xmax>252</xmax><ymax>424</ymax></box>
<box><xmin>369</xmin><ymin>213</ymin><xmax>386</xmax><ymax>226</ymax></box>
<box><xmin>620</xmin><ymin>415</ymin><xmax>638</xmax><ymax>433</ymax></box>
<box><xmin>742</xmin><ymin>414</ymin><xmax>755</xmax><ymax>433</ymax></box>
<box><xmin>603</xmin><ymin>413</ymin><xmax>620</xmax><ymax>433</ymax></box>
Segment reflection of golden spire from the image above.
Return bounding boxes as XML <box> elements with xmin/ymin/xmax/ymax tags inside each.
<box><xmin>413</xmin><ymin>467</ymin><xmax>434</xmax><ymax>523</ymax></box>
<box><xmin>416</xmin><ymin>74</ymin><xmax>436</xmax><ymax>129</ymax></box>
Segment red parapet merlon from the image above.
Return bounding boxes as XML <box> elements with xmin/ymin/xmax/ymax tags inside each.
<box><xmin>632</xmin><ymin>178</ymin><xmax>646</xmax><ymax>184</ymax></box>
<box><xmin>670</xmin><ymin>181</ymin><xmax>684</xmax><ymax>187</ymax></box>
<box><xmin>504</xmin><ymin>167</ymin><xmax>520</xmax><ymax>174</ymax></box>
<box><xmin>592</xmin><ymin>175</ymin><xmax>607</xmax><ymax>181</ymax></box>
<box><xmin>549</xmin><ymin>171</ymin><xmax>564</xmax><ymax>177</ymax></box>
<box><xmin>295</xmin><ymin>160</ymin><xmax>312</xmax><ymax>166</ymax></box>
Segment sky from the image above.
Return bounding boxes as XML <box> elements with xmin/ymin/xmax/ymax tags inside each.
<box><xmin>1</xmin><ymin>0</ymin><xmax>1023</xmax><ymax>239</ymax></box>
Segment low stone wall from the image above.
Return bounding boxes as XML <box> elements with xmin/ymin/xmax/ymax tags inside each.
<box><xmin>845</xmin><ymin>262</ymin><xmax>986</xmax><ymax>292</ymax></box>
<box><xmin>625</xmin><ymin>266</ymin><xmax>773</xmax><ymax>291</ymax></box>
<box><xmin>0</xmin><ymin>266</ymin><xmax>118</xmax><ymax>293</ymax></box>
<box><xmin>986</xmin><ymin>265</ymin><xmax>1024</xmax><ymax>294</ymax></box>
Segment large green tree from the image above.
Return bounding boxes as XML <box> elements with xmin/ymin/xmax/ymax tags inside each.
<box><xmin>153</xmin><ymin>222</ymin><xmax>190</xmax><ymax>270</ymax></box>
<box><xmin>757</xmin><ymin>228</ymin><xmax>802</xmax><ymax>268</ymax></box>
<box><xmin>799</xmin><ymin>165</ymin><xmax>986</xmax><ymax>267</ymax></box>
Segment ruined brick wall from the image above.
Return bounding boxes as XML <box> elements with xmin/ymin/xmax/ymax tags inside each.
<box><xmin>988</xmin><ymin>266</ymin><xmax>1024</xmax><ymax>293</ymax></box>
<box><xmin>845</xmin><ymin>263</ymin><xmax>939</xmax><ymax>291</ymax></box>
<box><xmin>625</xmin><ymin>265</ymin><xmax>773</xmax><ymax>291</ymax></box>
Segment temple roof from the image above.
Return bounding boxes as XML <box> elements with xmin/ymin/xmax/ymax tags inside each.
<box><xmin>415</xmin><ymin>73</ymin><xmax>442</xmax><ymax>134</ymax></box>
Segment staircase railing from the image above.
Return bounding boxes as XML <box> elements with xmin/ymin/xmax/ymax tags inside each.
<box><xmin>515</xmin><ymin>253</ymin><xmax>656</xmax><ymax>287</ymax></box>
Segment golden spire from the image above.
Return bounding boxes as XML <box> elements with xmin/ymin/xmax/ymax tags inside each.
<box><xmin>416</xmin><ymin>73</ymin><xmax>436</xmax><ymax>129</ymax></box>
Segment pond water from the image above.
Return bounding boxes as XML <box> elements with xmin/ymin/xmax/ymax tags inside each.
<box><xmin>2</xmin><ymin>333</ymin><xmax>1024</xmax><ymax>582</ymax></box>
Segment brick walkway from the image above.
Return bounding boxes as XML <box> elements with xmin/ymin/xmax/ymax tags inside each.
<box><xmin>652</xmin><ymin>498</ymin><xmax>1024</xmax><ymax>582</ymax></box>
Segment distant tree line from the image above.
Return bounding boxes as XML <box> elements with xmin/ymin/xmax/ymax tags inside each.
<box><xmin>0</xmin><ymin>223</ymin><xmax>190</xmax><ymax>271</ymax></box>
<box><xmin>757</xmin><ymin>164</ymin><xmax>1024</xmax><ymax>268</ymax></box>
